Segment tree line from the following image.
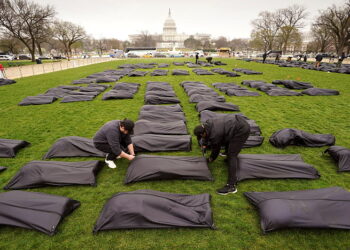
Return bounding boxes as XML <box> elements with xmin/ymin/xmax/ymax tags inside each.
<box><xmin>250</xmin><ymin>1</ymin><xmax>350</xmax><ymax>56</ymax></box>
<box><xmin>0</xmin><ymin>0</ymin><xmax>127</xmax><ymax>61</ymax></box>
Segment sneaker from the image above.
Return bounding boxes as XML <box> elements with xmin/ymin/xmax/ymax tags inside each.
<box><xmin>105</xmin><ymin>154</ymin><xmax>117</xmax><ymax>169</ymax></box>
<box><xmin>219</xmin><ymin>152</ymin><xmax>227</xmax><ymax>157</ymax></box>
<box><xmin>216</xmin><ymin>184</ymin><xmax>237</xmax><ymax>195</ymax></box>
<box><xmin>105</xmin><ymin>159</ymin><xmax>117</xmax><ymax>169</ymax></box>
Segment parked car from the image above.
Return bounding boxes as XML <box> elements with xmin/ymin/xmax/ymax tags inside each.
<box><xmin>38</xmin><ymin>56</ymin><xmax>52</xmax><ymax>60</ymax></box>
<box><xmin>0</xmin><ymin>55</ymin><xmax>15</xmax><ymax>61</ymax></box>
<box><xmin>127</xmin><ymin>53</ymin><xmax>139</xmax><ymax>58</ymax></box>
<box><xmin>153</xmin><ymin>53</ymin><xmax>166</xmax><ymax>58</ymax></box>
<box><xmin>142</xmin><ymin>53</ymin><xmax>153</xmax><ymax>58</ymax></box>
<box><xmin>16</xmin><ymin>55</ymin><xmax>31</xmax><ymax>60</ymax></box>
<box><xmin>52</xmin><ymin>55</ymin><xmax>67</xmax><ymax>59</ymax></box>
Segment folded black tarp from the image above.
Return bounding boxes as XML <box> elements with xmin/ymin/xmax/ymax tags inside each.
<box><xmin>272</xmin><ymin>80</ymin><xmax>313</xmax><ymax>89</ymax></box>
<box><xmin>180</xmin><ymin>81</ymin><xmax>204</xmax><ymax>87</ymax></box>
<box><xmin>144</xmin><ymin>95</ymin><xmax>180</xmax><ymax>104</ymax></box>
<box><xmin>0</xmin><ymin>166</ymin><xmax>7</xmax><ymax>172</ymax></box>
<box><xmin>150</xmin><ymin>69</ymin><xmax>168</xmax><ymax>76</ymax></box>
<box><xmin>113</xmin><ymin>82</ymin><xmax>140</xmax><ymax>92</ymax></box>
<box><xmin>266</xmin><ymin>88</ymin><xmax>302</xmax><ymax>96</ymax></box>
<box><xmin>193</xmin><ymin>69</ymin><xmax>215</xmax><ymax>75</ymax></box>
<box><xmin>57</xmin><ymin>85</ymin><xmax>81</xmax><ymax>91</ymax></box>
<box><xmin>233</xmin><ymin>68</ymin><xmax>262</xmax><ymax>75</ymax></box>
<box><xmin>241</xmin><ymin>80</ymin><xmax>269</xmax><ymax>88</ymax></box>
<box><xmin>88</xmin><ymin>83</ymin><xmax>110</xmax><ymax>90</ymax></box>
<box><xmin>95</xmin><ymin>76</ymin><xmax>119</xmax><ymax>83</ymax></box>
<box><xmin>226</xmin><ymin>89</ymin><xmax>260</xmax><ymax>96</ymax></box>
<box><xmin>244</xmin><ymin>136</ymin><xmax>264</xmax><ymax>148</ymax></box>
<box><xmin>79</xmin><ymin>86</ymin><xmax>105</xmax><ymax>92</ymax></box>
<box><xmin>139</xmin><ymin>111</ymin><xmax>186</xmax><ymax>122</ymax></box>
<box><xmin>102</xmin><ymin>90</ymin><xmax>134</xmax><ymax>100</ymax></box>
<box><xmin>132</xmin><ymin>134</ymin><xmax>191</xmax><ymax>152</ymax></box>
<box><xmin>44</xmin><ymin>87</ymin><xmax>73</xmax><ymax>98</ymax></box>
<box><xmin>0</xmin><ymin>139</ymin><xmax>30</xmax><ymax>158</ymax></box>
<box><xmin>325</xmin><ymin>146</ymin><xmax>350</xmax><ymax>172</ymax></box>
<box><xmin>158</xmin><ymin>63</ymin><xmax>169</xmax><ymax>68</ymax></box>
<box><xmin>4</xmin><ymin>160</ymin><xmax>103</xmax><ymax>190</ymax></box>
<box><xmin>93</xmin><ymin>189</ymin><xmax>214</xmax><ymax>232</ymax></box>
<box><xmin>0</xmin><ymin>190</ymin><xmax>80</xmax><ymax>235</ymax></box>
<box><xmin>196</xmin><ymin>101</ymin><xmax>240</xmax><ymax>112</ymax></box>
<box><xmin>146</xmin><ymin>83</ymin><xmax>173</xmax><ymax>92</ymax></box>
<box><xmin>71</xmin><ymin>78</ymin><xmax>96</xmax><ymax>84</ymax></box>
<box><xmin>128</xmin><ymin>71</ymin><xmax>148</xmax><ymax>77</ymax></box>
<box><xmin>67</xmin><ymin>91</ymin><xmax>100</xmax><ymax>97</ymax></box>
<box><xmin>125</xmin><ymin>155</ymin><xmax>213</xmax><ymax>184</ymax></box>
<box><xmin>189</xmin><ymin>94</ymin><xmax>225</xmax><ymax>103</ymax></box>
<box><xmin>145</xmin><ymin>91</ymin><xmax>176</xmax><ymax>97</ymax></box>
<box><xmin>301</xmin><ymin>88</ymin><xmax>340</xmax><ymax>96</ymax></box>
<box><xmin>173</xmin><ymin>62</ymin><xmax>185</xmax><ymax>66</ymax></box>
<box><xmin>0</xmin><ymin>78</ymin><xmax>16</xmax><ymax>86</ymax></box>
<box><xmin>199</xmin><ymin>110</ymin><xmax>247</xmax><ymax>123</ymax></box>
<box><xmin>134</xmin><ymin>120</ymin><xmax>187</xmax><ymax>135</ymax></box>
<box><xmin>172</xmin><ymin>69</ymin><xmax>190</xmax><ymax>75</ymax></box>
<box><xmin>141</xmin><ymin>104</ymin><xmax>183</xmax><ymax>112</ymax></box>
<box><xmin>19</xmin><ymin>96</ymin><xmax>58</xmax><ymax>106</ymax></box>
<box><xmin>43</xmin><ymin>136</ymin><xmax>105</xmax><ymax>159</ymax></box>
<box><xmin>244</xmin><ymin>187</ymin><xmax>350</xmax><ymax>233</ymax></box>
<box><xmin>270</xmin><ymin>128</ymin><xmax>335</xmax><ymax>148</ymax></box>
<box><xmin>60</xmin><ymin>95</ymin><xmax>95</xmax><ymax>103</ymax></box>
<box><xmin>237</xmin><ymin>154</ymin><xmax>319</xmax><ymax>181</ymax></box>
<box><xmin>187</xmin><ymin>89</ymin><xmax>218</xmax><ymax>97</ymax></box>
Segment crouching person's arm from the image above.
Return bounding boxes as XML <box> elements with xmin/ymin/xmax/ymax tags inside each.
<box><xmin>119</xmin><ymin>151</ymin><xmax>135</xmax><ymax>161</ymax></box>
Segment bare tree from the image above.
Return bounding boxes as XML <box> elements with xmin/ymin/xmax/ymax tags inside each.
<box><xmin>184</xmin><ymin>35</ymin><xmax>202</xmax><ymax>49</ymax></box>
<box><xmin>310</xmin><ymin>19</ymin><xmax>333</xmax><ymax>53</ymax></box>
<box><xmin>230</xmin><ymin>39</ymin><xmax>249</xmax><ymax>51</ymax></box>
<box><xmin>134</xmin><ymin>31</ymin><xmax>156</xmax><ymax>47</ymax></box>
<box><xmin>213</xmin><ymin>36</ymin><xmax>229</xmax><ymax>49</ymax></box>
<box><xmin>0</xmin><ymin>33</ymin><xmax>26</xmax><ymax>54</ymax></box>
<box><xmin>94</xmin><ymin>39</ymin><xmax>107</xmax><ymax>56</ymax></box>
<box><xmin>53</xmin><ymin>20</ymin><xmax>86</xmax><ymax>59</ymax></box>
<box><xmin>0</xmin><ymin>0</ymin><xmax>55</xmax><ymax>61</ymax></box>
<box><xmin>251</xmin><ymin>11</ymin><xmax>283</xmax><ymax>51</ymax></box>
<box><xmin>278</xmin><ymin>5</ymin><xmax>308</xmax><ymax>53</ymax></box>
<box><xmin>316</xmin><ymin>1</ymin><xmax>350</xmax><ymax>55</ymax></box>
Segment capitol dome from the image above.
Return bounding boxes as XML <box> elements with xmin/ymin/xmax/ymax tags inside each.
<box><xmin>163</xmin><ymin>9</ymin><xmax>177</xmax><ymax>32</ymax></box>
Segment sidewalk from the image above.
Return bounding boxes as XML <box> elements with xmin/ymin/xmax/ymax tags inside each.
<box><xmin>2</xmin><ymin>57</ymin><xmax>117</xmax><ymax>79</ymax></box>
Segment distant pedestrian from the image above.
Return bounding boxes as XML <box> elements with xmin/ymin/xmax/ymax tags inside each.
<box><xmin>262</xmin><ymin>52</ymin><xmax>267</xmax><ymax>63</ymax></box>
<box><xmin>303</xmin><ymin>54</ymin><xmax>307</xmax><ymax>62</ymax></box>
<box><xmin>275</xmin><ymin>54</ymin><xmax>280</xmax><ymax>63</ymax></box>
<box><xmin>337</xmin><ymin>52</ymin><xmax>346</xmax><ymax>68</ymax></box>
<box><xmin>195</xmin><ymin>53</ymin><xmax>199</xmax><ymax>64</ymax></box>
<box><xmin>315</xmin><ymin>54</ymin><xmax>323</xmax><ymax>68</ymax></box>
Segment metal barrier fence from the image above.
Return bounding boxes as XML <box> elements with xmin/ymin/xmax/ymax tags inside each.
<box><xmin>2</xmin><ymin>57</ymin><xmax>116</xmax><ymax>79</ymax></box>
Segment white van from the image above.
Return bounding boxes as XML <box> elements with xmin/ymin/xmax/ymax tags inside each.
<box><xmin>0</xmin><ymin>55</ymin><xmax>14</xmax><ymax>61</ymax></box>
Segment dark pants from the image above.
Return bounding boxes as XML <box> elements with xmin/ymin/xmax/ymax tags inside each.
<box><xmin>94</xmin><ymin>142</ymin><xmax>128</xmax><ymax>160</ymax></box>
<box><xmin>226</xmin><ymin>126</ymin><xmax>250</xmax><ymax>186</ymax></box>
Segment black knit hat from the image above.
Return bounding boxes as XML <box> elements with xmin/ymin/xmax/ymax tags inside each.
<box><xmin>120</xmin><ymin>119</ymin><xmax>134</xmax><ymax>134</ymax></box>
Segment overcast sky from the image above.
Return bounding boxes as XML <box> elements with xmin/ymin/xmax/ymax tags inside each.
<box><xmin>32</xmin><ymin>0</ymin><xmax>345</xmax><ymax>40</ymax></box>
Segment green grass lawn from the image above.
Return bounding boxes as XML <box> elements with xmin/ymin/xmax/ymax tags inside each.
<box><xmin>0</xmin><ymin>58</ymin><xmax>350</xmax><ymax>249</ymax></box>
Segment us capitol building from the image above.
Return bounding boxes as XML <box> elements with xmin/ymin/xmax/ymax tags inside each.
<box><xmin>129</xmin><ymin>9</ymin><xmax>211</xmax><ymax>49</ymax></box>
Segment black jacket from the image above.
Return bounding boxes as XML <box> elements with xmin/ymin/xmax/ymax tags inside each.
<box><xmin>93</xmin><ymin>120</ymin><xmax>132</xmax><ymax>156</ymax></box>
<box><xmin>203</xmin><ymin>116</ymin><xmax>250</xmax><ymax>160</ymax></box>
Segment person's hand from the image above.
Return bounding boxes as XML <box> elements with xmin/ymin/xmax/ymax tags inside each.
<box><xmin>128</xmin><ymin>155</ymin><xmax>135</xmax><ymax>161</ymax></box>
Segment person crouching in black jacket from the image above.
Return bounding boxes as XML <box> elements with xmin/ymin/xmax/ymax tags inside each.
<box><xmin>194</xmin><ymin>115</ymin><xmax>250</xmax><ymax>195</ymax></box>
